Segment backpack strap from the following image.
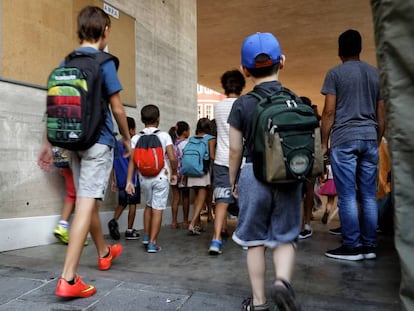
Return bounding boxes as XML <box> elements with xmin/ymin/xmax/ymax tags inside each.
<box><xmin>65</xmin><ymin>51</ymin><xmax>119</xmax><ymax>70</ymax></box>
<box><xmin>248</xmin><ymin>88</ymin><xmax>271</xmax><ymax>102</ymax></box>
<box><xmin>202</xmin><ymin>134</ymin><xmax>214</xmax><ymax>142</ymax></box>
<box><xmin>140</xmin><ymin>129</ymin><xmax>160</xmax><ymax>134</ymax></box>
<box><xmin>95</xmin><ymin>52</ymin><xmax>120</xmax><ymax>70</ymax></box>
<box><xmin>248</xmin><ymin>87</ymin><xmax>298</xmax><ymax>104</ymax></box>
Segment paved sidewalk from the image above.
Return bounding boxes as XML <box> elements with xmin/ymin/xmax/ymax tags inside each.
<box><xmin>0</xmin><ymin>220</ymin><xmax>401</xmax><ymax>310</ymax></box>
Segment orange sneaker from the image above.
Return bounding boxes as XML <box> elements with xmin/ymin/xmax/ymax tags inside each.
<box><xmin>97</xmin><ymin>244</ymin><xmax>123</xmax><ymax>271</ymax></box>
<box><xmin>55</xmin><ymin>276</ymin><xmax>96</xmax><ymax>298</ymax></box>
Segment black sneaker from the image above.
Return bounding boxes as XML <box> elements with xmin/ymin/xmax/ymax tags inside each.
<box><xmin>361</xmin><ymin>246</ymin><xmax>377</xmax><ymax>260</ymax></box>
<box><xmin>298</xmin><ymin>229</ymin><xmax>313</xmax><ymax>239</ymax></box>
<box><xmin>298</xmin><ymin>225</ymin><xmax>313</xmax><ymax>239</ymax></box>
<box><xmin>125</xmin><ymin>229</ymin><xmax>140</xmax><ymax>240</ymax></box>
<box><xmin>325</xmin><ymin>245</ymin><xmax>364</xmax><ymax>261</ymax></box>
<box><xmin>108</xmin><ymin>219</ymin><xmax>120</xmax><ymax>240</ymax></box>
<box><xmin>329</xmin><ymin>227</ymin><xmax>342</xmax><ymax>236</ymax></box>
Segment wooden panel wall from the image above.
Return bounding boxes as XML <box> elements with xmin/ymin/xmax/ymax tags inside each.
<box><xmin>1</xmin><ymin>0</ymin><xmax>136</xmax><ymax>105</ymax></box>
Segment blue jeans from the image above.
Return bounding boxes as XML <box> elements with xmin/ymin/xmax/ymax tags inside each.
<box><xmin>331</xmin><ymin>140</ymin><xmax>379</xmax><ymax>248</ymax></box>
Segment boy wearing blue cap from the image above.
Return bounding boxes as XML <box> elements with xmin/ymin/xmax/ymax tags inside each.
<box><xmin>228</xmin><ymin>32</ymin><xmax>302</xmax><ymax>311</ymax></box>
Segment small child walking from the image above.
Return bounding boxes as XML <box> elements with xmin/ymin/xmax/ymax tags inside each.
<box><xmin>169</xmin><ymin>121</ymin><xmax>191</xmax><ymax>229</ymax></box>
<box><xmin>52</xmin><ymin>147</ymin><xmax>87</xmax><ymax>245</ymax></box>
<box><xmin>185</xmin><ymin>118</ymin><xmax>216</xmax><ymax>235</ymax></box>
<box><xmin>108</xmin><ymin>117</ymin><xmax>141</xmax><ymax>240</ymax></box>
<box><xmin>318</xmin><ymin>156</ymin><xmax>337</xmax><ymax>225</ymax></box>
<box><xmin>126</xmin><ymin>104</ymin><xmax>177</xmax><ymax>253</ymax></box>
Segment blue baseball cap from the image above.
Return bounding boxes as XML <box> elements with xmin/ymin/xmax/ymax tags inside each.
<box><xmin>241</xmin><ymin>32</ymin><xmax>282</xmax><ymax>68</ymax></box>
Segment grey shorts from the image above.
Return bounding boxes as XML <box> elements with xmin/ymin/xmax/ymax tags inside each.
<box><xmin>140</xmin><ymin>169</ymin><xmax>170</xmax><ymax>210</ymax></box>
<box><xmin>70</xmin><ymin>143</ymin><xmax>113</xmax><ymax>200</ymax></box>
<box><xmin>213</xmin><ymin>164</ymin><xmax>234</xmax><ymax>204</ymax></box>
<box><xmin>232</xmin><ymin>163</ymin><xmax>302</xmax><ymax>249</ymax></box>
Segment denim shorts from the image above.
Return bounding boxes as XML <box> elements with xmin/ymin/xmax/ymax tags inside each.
<box><xmin>213</xmin><ymin>164</ymin><xmax>235</xmax><ymax>204</ymax></box>
<box><xmin>70</xmin><ymin>143</ymin><xmax>113</xmax><ymax>200</ymax></box>
<box><xmin>232</xmin><ymin>163</ymin><xmax>302</xmax><ymax>249</ymax></box>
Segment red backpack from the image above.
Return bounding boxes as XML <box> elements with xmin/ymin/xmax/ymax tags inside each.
<box><xmin>133</xmin><ymin>130</ymin><xmax>165</xmax><ymax>176</ymax></box>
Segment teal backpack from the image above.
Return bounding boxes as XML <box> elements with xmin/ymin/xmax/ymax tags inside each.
<box><xmin>248</xmin><ymin>87</ymin><xmax>323</xmax><ymax>183</ymax></box>
<box><xmin>181</xmin><ymin>135</ymin><xmax>213</xmax><ymax>177</ymax></box>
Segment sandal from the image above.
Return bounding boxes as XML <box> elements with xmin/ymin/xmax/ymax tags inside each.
<box><xmin>241</xmin><ymin>297</ymin><xmax>269</xmax><ymax>311</ymax></box>
<box><xmin>188</xmin><ymin>224</ymin><xmax>201</xmax><ymax>235</ymax></box>
<box><xmin>270</xmin><ymin>279</ymin><xmax>301</xmax><ymax>311</ymax></box>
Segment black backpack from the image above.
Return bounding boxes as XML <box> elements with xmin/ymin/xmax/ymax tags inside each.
<box><xmin>248</xmin><ymin>87</ymin><xmax>323</xmax><ymax>183</ymax></box>
<box><xmin>46</xmin><ymin>51</ymin><xmax>119</xmax><ymax>151</ymax></box>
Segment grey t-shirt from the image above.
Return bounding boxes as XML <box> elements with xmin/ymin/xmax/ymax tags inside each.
<box><xmin>321</xmin><ymin>60</ymin><xmax>382</xmax><ymax>147</ymax></box>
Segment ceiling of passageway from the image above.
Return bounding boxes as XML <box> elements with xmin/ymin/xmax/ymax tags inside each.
<box><xmin>197</xmin><ymin>0</ymin><xmax>377</xmax><ymax>108</ymax></box>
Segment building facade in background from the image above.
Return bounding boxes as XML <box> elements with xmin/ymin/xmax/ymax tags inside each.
<box><xmin>197</xmin><ymin>84</ymin><xmax>225</xmax><ymax>120</ymax></box>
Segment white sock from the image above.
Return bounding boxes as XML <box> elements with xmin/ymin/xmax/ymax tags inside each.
<box><xmin>58</xmin><ymin>220</ymin><xmax>69</xmax><ymax>230</ymax></box>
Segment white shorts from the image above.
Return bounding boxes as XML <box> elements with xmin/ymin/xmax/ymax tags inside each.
<box><xmin>70</xmin><ymin>143</ymin><xmax>113</xmax><ymax>200</ymax></box>
<box><xmin>139</xmin><ymin>169</ymin><xmax>170</xmax><ymax>210</ymax></box>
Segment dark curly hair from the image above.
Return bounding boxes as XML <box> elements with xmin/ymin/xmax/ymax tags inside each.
<box><xmin>220</xmin><ymin>70</ymin><xmax>246</xmax><ymax>96</ymax></box>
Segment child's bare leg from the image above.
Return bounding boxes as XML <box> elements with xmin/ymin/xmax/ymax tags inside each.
<box><xmin>149</xmin><ymin>209</ymin><xmax>163</xmax><ymax>243</ymax></box>
<box><xmin>326</xmin><ymin>195</ymin><xmax>335</xmax><ymax>213</ymax></box>
<box><xmin>61</xmin><ymin>198</ymin><xmax>96</xmax><ymax>280</ymax></box>
<box><xmin>302</xmin><ymin>179</ymin><xmax>315</xmax><ymax>228</ymax></box>
<box><xmin>89</xmin><ymin>201</ymin><xmax>108</xmax><ymax>257</ymax></box>
<box><xmin>212</xmin><ymin>202</ymin><xmax>228</xmax><ymax>240</ymax></box>
<box><xmin>190</xmin><ymin>187</ymin><xmax>207</xmax><ymax>227</ymax></box>
<box><xmin>113</xmin><ymin>204</ymin><xmax>125</xmax><ymax>221</ymax></box>
<box><xmin>60</xmin><ymin>200</ymin><xmax>75</xmax><ymax>222</ymax></box>
<box><xmin>182</xmin><ymin>188</ymin><xmax>190</xmax><ymax>226</ymax></box>
<box><xmin>143</xmin><ymin>205</ymin><xmax>152</xmax><ymax>236</ymax></box>
<box><xmin>171</xmin><ymin>186</ymin><xmax>180</xmax><ymax>226</ymax></box>
<box><xmin>127</xmin><ymin>204</ymin><xmax>136</xmax><ymax>229</ymax></box>
<box><xmin>272</xmin><ymin>243</ymin><xmax>295</xmax><ymax>283</ymax></box>
<box><xmin>247</xmin><ymin>246</ymin><xmax>267</xmax><ymax>306</ymax></box>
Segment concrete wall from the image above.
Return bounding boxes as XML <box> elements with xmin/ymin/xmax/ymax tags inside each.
<box><xmin>0</xmin><ymin>0</ymin><xmax>197</xmax><ymax>251</ymax></box>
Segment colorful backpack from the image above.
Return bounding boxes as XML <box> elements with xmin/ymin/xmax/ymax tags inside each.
<box><xmin>46</xmin><ymin>51</ymin><xmax>119</xmax><ymax>151</ymax></box>
<box><xmin>181</xmin><ymin>135</ymin><xmax>213</xmax><ymax>177</ymax></box>
<box><xmin>133</xmin><ymin>130</ymin><xmax>165</xmax><ymax>176</ymax></box>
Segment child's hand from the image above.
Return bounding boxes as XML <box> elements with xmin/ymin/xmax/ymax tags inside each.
<box><xmin>232</xmin><ymin>184</ymin><xmax>239</xmax><ymax>199</ymax></box>
<box><xmin>170</xmin><ymin>174</ymin><xmax>178</xmax><ymax>186</ymax></box>
<box><xmin>37</xmin><ymin>143</ymin><xmax>53</xmax><ymax>171</ymax></box>
<box><xmin>125</xmin><ymin>182</ymin><xmax>135</xmax><ymax>195</ymax></box>
<box><xmin>122</xmin><ymin>138</ymin><xmax>131</xmax><ymax>158</ymax></box>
